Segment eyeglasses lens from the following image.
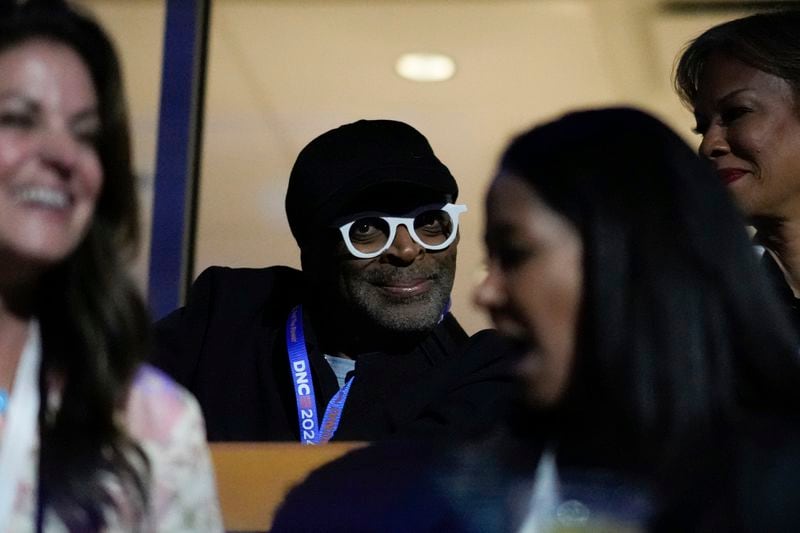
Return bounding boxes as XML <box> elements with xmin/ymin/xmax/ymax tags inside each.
<box><xmin>348</xmin><ymin>217</ymin><xmax>390</xmax><ymax>255</ymax></box>
<box><xmin>413</xmin><ymin>210</ymin><xmax>453</xmax><ymax>246</ymax></box>
<box><xmin>346</xmin><ymin>209</ymin><xmax>454</xmax><ymax>254</ymax></box>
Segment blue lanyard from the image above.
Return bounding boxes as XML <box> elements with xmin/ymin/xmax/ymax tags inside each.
<box><xmin>285</xmin><ymin>300</ymin><xmax>451</xmax><ymax>444</ymax></box>
<box><xmin>286</xmin><ymin>305</ymin><xmax>352</xmax><ymax>444</ymax></box>
<box><xmin>440</xmin><ymin>299</ymin><xmax>451</xmax><ymax>323</ymax></box>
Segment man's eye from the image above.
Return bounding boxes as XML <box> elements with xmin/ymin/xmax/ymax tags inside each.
<box><xmin>415</xmin><ymin>212</ymin><xmax>449</xmax><ymax>235</ymax></box>
<box><xmin>354</xmin><ymin>221</ymin><xmax>377</xmax><ymax>234</ymax></box>
<box><xmin>349</xmin><ymin>218</ymin><xmax>384</xmax><ymax>241</ymax></box>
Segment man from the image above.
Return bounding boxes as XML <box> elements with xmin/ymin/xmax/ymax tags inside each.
<box><xmin>153</xmin><ymin>119</ymin><xmax>514</xmax><ymax>442</ymax></box>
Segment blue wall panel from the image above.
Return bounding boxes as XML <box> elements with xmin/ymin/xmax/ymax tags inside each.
<box><xmin>148</xmin><ymin>0</ymin><xmax>209</xmax><ymax>320</ymax></box>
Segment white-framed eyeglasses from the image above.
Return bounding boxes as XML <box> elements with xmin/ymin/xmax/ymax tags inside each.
<box><xmin>336</xmin><ymin>203</ymin><xmax>467</xmax><ymax>259</ymax></box>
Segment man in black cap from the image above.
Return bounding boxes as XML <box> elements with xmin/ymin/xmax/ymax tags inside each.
<box><xmin>152</xmin><ymin>119</ymin><xmax>514</xmax><ymax>442</ymax></box>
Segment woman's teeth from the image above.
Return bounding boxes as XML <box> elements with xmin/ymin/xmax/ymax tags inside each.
<box><xmin>15</xmin><ymin>187</ymin><xmax>69</xmax><ymax>208</ymax></box>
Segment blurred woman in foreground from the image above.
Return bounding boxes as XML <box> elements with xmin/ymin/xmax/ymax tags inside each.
<box><xmin>461</xmin><ymin>107</ymin><xmax>800</xmax><ymax>531</ymax></box>
<box><xmin>0</xmin><ymin>1</ymin><xmax>221</xmax><ymax>529</ymax></box>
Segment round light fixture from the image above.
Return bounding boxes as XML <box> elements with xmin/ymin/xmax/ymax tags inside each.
<box><xmin>395</xmin><ymin>52</ymin><xmax>456</xmax><ymax>82</ymax></box>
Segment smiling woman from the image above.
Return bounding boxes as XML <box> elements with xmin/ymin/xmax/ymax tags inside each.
<box><xmin>0</xmin><ymin>1</ymin><xmax>221</xmax><ymax>530</ymax></box>
<box><xmin>0</xmin><ymin>38</ymin><xmax>103</xmax><ymax>269</ymax></box>
<box><xmin>674</xmin><ymin>9</ymin><xmax>800</xmax><ymax>333</ymax></box>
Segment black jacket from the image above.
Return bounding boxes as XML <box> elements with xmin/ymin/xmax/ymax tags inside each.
<box><xmin>761</xmin><ymin>251</ymin><xmax>800</xmax><ymax>335</ymax></box>
<box><xmin>152</xmin><ymin>266</ymin><xmax>516</xmax><ymax>442</ymax></box>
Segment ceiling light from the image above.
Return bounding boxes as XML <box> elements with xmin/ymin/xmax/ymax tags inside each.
<box><xmin>395</xmin><ymin>53</ymin><xmax>456</xmax><ymax>82</ymax></box>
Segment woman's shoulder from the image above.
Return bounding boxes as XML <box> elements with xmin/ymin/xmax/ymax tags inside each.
<box><xmin>122</xmin><ymin>365</ymin><xmax>223</xmax><ymax>531</ymax></box>
<box><xmin>124</xmin><ymin>364</ymin><xmax>205</xmax><ymax>445</ymax></box>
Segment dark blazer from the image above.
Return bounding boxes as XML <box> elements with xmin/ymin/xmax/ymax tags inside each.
<box><xmin>654</xmin><ymin>414</ymin><xmax>800</xmax><ymax>533</ymax></box>
<box><xmin>271</xmin><ymin>427</ymin><xmax>653</xmax><ymax>533</ymax></box>
<box><xmin>270</xmin><ymin>434</ymin><xmax>543</xmax><ymax>533</ymax></box>
<box><xmin>152</xmin><ymin>266</ymin><xmax>516</xmax><ymax>442</ymax></box>
<box><xmin>761</xmin><ymin>251</ymin><xmax>800</xmax><ymax>335</ymax></box>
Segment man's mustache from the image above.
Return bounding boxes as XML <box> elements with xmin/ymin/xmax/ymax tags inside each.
<box><xmin>360</xmin><ymin>266</ymin><xmax>441</xmax><ymax>285</ymax></box>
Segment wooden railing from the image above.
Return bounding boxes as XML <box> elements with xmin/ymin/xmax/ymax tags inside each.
<box><xmin>210</xmin><ymin>442</ymin><xmax>367</xmax><ymax>532</ymax></box>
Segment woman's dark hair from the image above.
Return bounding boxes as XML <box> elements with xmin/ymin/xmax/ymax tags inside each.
<box><xmin>499</xmin><ymin>107</ymin><xmax>800</xmax><ymax>475</ymax></box>
<box><xmin>674</xmin><ymin>9</ymin><xmax>800</xmax><ymax>108</ymax></box>
<box><xmin>0</xmin><ymin>0</ymin><xmax>150</xmax><ymax>528</ymax></box>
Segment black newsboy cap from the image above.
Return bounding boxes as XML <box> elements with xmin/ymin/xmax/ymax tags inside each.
<box><xmin>285</xmin><ymin>119</ymin><xmax>458</xmax><ymax>247</ymax></box>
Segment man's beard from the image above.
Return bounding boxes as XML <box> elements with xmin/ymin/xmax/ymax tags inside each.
<box><xmin>339</xmin><ymin>259</ymin><xmax>456</xmax><ymax>335</ymax></box>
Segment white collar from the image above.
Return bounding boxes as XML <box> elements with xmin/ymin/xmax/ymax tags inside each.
<box><xmin>0</xmin><ymin>319</ymin><xmax>41</xmax><ymax>525</ymax></box>
<box><xmin>517</xmin><ymin>447</ymin><xmax>561</xmax><ymax>533</ymax></box>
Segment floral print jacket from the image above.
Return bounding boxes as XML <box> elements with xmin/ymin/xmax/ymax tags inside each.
<box><xmin>1</xmin><ymin>365</ymin><xmax>223</xmax><ymax>532</ymax></box>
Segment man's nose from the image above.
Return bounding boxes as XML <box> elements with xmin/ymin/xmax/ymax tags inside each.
<box><xmin>384</xmin><ymin>225</ymin><xmax>424</xmax><ymax>263</ymax></box>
